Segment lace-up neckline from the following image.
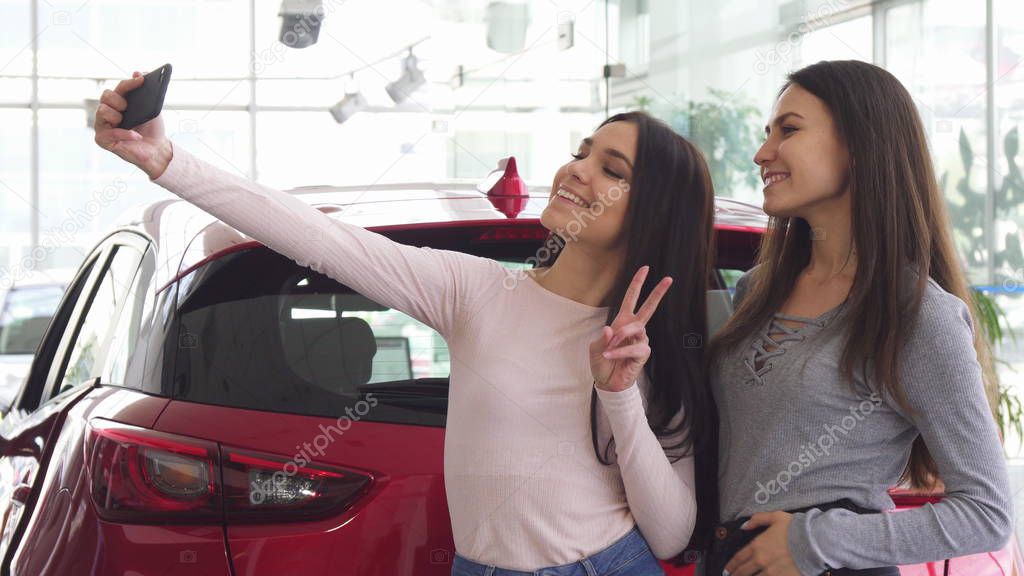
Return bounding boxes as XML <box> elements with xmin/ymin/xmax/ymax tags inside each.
<box><xmin>743</xmin><ymin>310</ymin><xmax>836</xmax><ymax>387</ymax></box>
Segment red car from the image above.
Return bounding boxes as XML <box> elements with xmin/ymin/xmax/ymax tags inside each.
<box><xmin>0</xmin><ymin>179</ymin><xmax>1016</xmax><ymax>575</ymax></box>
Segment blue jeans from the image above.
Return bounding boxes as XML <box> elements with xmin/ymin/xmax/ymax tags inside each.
<box><xmin>450</xmin><ymin>525</ymin><xmax>665</xmax><ymax>576</ymax></box>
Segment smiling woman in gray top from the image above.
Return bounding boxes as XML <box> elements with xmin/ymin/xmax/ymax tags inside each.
<box><xmin>707</xmin><ymin>60</ymin><xmax>1012</xmax><ymax>576</ymax></box>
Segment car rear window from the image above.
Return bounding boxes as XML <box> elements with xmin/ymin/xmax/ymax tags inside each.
<box><xmin>173</xmin><ymin>247</ymin><xmax>535</xmax><ymax>426</ymax></box>
<box><xmin>170</xmin><ymin>229</ymin><xmax>756</xmax><ymax>427</ymax></box>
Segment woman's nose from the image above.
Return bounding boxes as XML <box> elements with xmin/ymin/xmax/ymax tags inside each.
<box><xmin>753</xmin><ymin>137</ymin><xmax>776</xmax><ymax>167</ymax></box>
<box><xmin>566</xmin><ymin>160</ymin><xmax>588</xmax><ymax>184</ymax></box>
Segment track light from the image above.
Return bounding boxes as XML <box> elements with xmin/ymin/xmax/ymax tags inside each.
<box><xmin>329</xmin><ymin>91</ymin><xmax>367</xmax><ymax>124</ymax></box>
<box><xmin>329</xmin><ymin>75</ymin><xmax>366</xmax><ymax>124</ymax></box>
<box><xmin>557</xmin><ymin>16</ymin><xmax>574</xmax><ymax>50</ymax></box>
<box><xmin>279</xmin><ymin>0</ymin><xmax>326</xmax><ymax>49</ymax></box>
<box><xmin>386</xmin><ymin>51</ymin><xmax>426</xmax><ymax>104</ymax></box>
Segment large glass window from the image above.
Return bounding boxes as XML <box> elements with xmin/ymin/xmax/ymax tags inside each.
<box><xmin>994</xmin><ymin>0</ymin><xmax>1024</xmax><ymax>457</ymax></box>
<box><xmin>0</xmin><ymin>110</ymin><xmax>33</xmax><ymax>274</ymax></box>
<box><xmin>35</xmin><ymin>0</ymin><xmax>249</xmax><ymax>79</ymax></box>
<box><xmin>799</xmin><ymin>14</ymin><xmax>872</xmax><ymax>65</ymax></box>
<box><xmin>884</xmin><ymin>0</ymin><xmax>990</xmax><ymax>285</ymax></box>
<box><xmin>0</xmin><ymin>0</ymin><xmax>31</xmax><ymax>77</ymax></box>
<box><xmin>0</xmin><ymin>284</ymin><xmax>65</xmax><ymax>355</ymax></box>
<box><xmin>995</xmin><ymin>0</ymin><xmax>1024</xmax><ymax>289</ymax></box>
<box><xmin>2</xmin><ymin>0</ymin><xmax>613</xmax><ymax>274</ymax></box>
<box><xmin>36</xmin><ymin>109</ymin><xmax>174</xmax><ymax>270</ymax></box>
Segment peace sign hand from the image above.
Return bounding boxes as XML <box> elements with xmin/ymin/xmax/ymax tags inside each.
<box><xmin>589</xmin><ymin>266</ymin><xmax>673</xmax><ymax>393</ymax></box>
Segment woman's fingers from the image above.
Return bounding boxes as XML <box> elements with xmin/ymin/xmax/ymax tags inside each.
<box><xmin>589</xmin><ymin>325</ymin><xmax>613</xmax><ymax>355</ymax></box>
<box><xmin>728</xmin><ymin>558</ymin><xmax>761</xmax><ymax>576</ymax></box>
<box><xmin>614</xmin><ymin>268</ymin><xmax>672</xmax><ymax>328</ymax></box>
<box><xmin>723</xmin><ymin>544</ymin><xmax>754</xmax><ymax>574</ymax></box>
<box><xmin>607</xmin><ymin>321</ymin><xmax>645</xmax><ymax>349</ymax></box>
<box><xmin>114</xmin><ymin>73</ymin><xmax>145</xmax><ymax>98</ymax></box>
<box><xmin>94</xmin><ymin>128</ymin><xmax>142</xmax><ymax>151</ymax></box>
<box><xmin>618</xmin><ymin>265</ymin><xmax>649</xmax><ymax>318</ymax></box>
<box><xmin>601</xmin><ymin>342</ymin><xmax>650</xmax><ymax>360</ymax></box>
<box><xmin>96</xmin><ymin>102</ymin><xmax>123</xmax><ymax>127</ymax></box>
<box><xmin>636</xmin><ymin>276</ymin><xmax>673</xmax><ymax>324</ymax></box>
<box><xmin>100</xmin><ymin>88</ymin><xmax>128</xmax><ymax>112</ymax></box>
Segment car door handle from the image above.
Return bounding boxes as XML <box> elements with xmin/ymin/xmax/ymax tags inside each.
<box><xmin>11</xmin><ymin>484</ymin><xmax>31</xmax><ymax>507</ymax></box>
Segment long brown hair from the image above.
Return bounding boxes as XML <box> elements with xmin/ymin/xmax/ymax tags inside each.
<box><xmin>541</xmin><ymin>111</ymin><xmax>719</xmax><ymax>561</ymax></box>
<box><xmin>709</xmin><ymin>60</ymin><xmax>997</xmax><ymax>490</ymax></box>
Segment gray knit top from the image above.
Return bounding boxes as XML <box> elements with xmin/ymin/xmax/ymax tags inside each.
<box><xmin>712</xmin><ymin>266</ymin><xmax>1012</xmax><ymax>573</ymax></box>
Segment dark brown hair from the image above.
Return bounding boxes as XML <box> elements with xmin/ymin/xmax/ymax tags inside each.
<box><xmin>541</xmin><ymin>111</ymin><xmax>718</xmax><ymax>561</ymax></box>
<box><xmin>709</xmin><ymin>60</ymin><xmax>997</xmax><ymax>489</ymax></box>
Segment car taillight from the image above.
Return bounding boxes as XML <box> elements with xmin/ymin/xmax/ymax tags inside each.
<box><xmin>472</xmin><ymin>226</ymin><xmax>550</xmax><ymax>243</ymax></box>
<box><xmin>86</xmin><ymin>419</ymin><xmax>220</xmax><ymax>523</ymax></box>
<box><xmin>86</xmin><ymin>420</ymin><xmax>373</xmax><ymax>524</ymax></box>
<box><xmin>221</xmin><ymin>449</ymin><xmax>371</xmax><ymax>523</ymax></box>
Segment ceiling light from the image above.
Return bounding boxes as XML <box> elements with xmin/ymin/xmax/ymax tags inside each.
<box><xmin>279</xmin><ymin>0</ymin><xmax>325</xmax><ymax>49</ymax></box>
<box><xmin>386</xmin><ymin>51</ymin><xmax>426</xmax><ymax>104</ymax></box>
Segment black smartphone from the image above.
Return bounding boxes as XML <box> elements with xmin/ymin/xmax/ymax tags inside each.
<box><xmin>121</xmin><ymin>63</ymin><xmax>172</xmax><ymax>130</ymax></box>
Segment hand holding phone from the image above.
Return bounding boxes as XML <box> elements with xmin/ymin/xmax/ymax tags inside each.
<box><xmin>121</xmin><ymin>63</ymin><xmax>172</xmax><ymax>129</ymax></box>
<box><xmin>93</xmin><ymin>66</ymin><xmax>174</xmax><ymax>179</ymax></box>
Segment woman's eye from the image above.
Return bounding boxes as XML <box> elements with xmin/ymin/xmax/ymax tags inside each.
<box><xmin>781</xmin><ymin>125</ymin><xmax>798</xmax><ymax>134</ymax></box>
<box><xmin>570</xmin><ymin>152</ymin><xmax>585</xmax><ymax>160</ymax></box>
<box><xmin>604</xmin><ymin>167</ymin><xmax>622</xmax><ymax>179</ymax></box>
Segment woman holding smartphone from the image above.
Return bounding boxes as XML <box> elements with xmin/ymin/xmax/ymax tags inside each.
<box><xmin>94</xmin><ymin>73</ymin><xmax>719</xmax><ymax>575</ymax></box>
<box><xmin>704</xmin><ymin>60</ymin><xmax>1012</xmax><ymax>576</ymax></box>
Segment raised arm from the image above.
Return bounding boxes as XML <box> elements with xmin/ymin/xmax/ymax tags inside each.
<box><xmin>94</xmin><ymin>72</ymin><xmax>500</xmax><ymax>338</ymax></box>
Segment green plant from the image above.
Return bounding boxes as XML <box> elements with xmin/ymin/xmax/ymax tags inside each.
<box><xmin>631</xmin><ymin>95</ymin><xmax>654</xmax><ymax>111</ymax></box>
<box><xmin>972</xmin><ymin>288</ymin><xmax>1021</xmax><ymax>454</ymax></box>
<box><xmin>634</xmin><ymin>89</ymin><xmax>763</xmax><ymax>198</ymax></box>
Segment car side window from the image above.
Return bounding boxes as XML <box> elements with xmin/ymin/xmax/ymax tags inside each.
<box><xmin>101</xmin><ymin>248</ymin><xmax>155</xmax><ymax>388</ymax></box>
<box><xmin>54</xmin><ymin>245</ymin><xmax>144</xmax><ymax>397</ymax></box>
<box><xmin>14</xmin><ymin>256</ymin><xmax>100</xmax><ymax>412</ymax></box>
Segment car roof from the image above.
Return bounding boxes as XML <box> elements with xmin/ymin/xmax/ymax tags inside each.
<box><xmin>109</xmin><ymin>182</ymin><xmax>768</xmax><ymax>294</ymax></box>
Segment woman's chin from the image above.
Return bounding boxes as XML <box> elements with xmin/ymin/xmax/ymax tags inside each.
<box><xmin>539</xmin><ymin>207</ymin><xmax>566</xmax><ymax>230</ymax></box>
<box><xmin>762</xmin><ymin>197</ymin><xmax>794</xmax><ymax>219</ymax></box>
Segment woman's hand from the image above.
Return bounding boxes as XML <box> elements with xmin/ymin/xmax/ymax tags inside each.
<box><xmin>93</xmin><ymin>71</ymin><xmax>172</xmax><ymax>179</ymax></box>
<box><xmin>589</xmin><ymin>265</ymin><xmax>672</xmax><ymax>393</ymax></box>
<box><xmin>724</xmin><ymin>511</ymin><xmax>800</xmax><ymax>576</ymax></box>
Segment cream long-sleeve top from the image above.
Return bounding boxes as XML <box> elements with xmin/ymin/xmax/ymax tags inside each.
<box><xmin>151</xmin><ymin>143</ymin><xmax>697</xmax><ymax>570</ymax></box>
